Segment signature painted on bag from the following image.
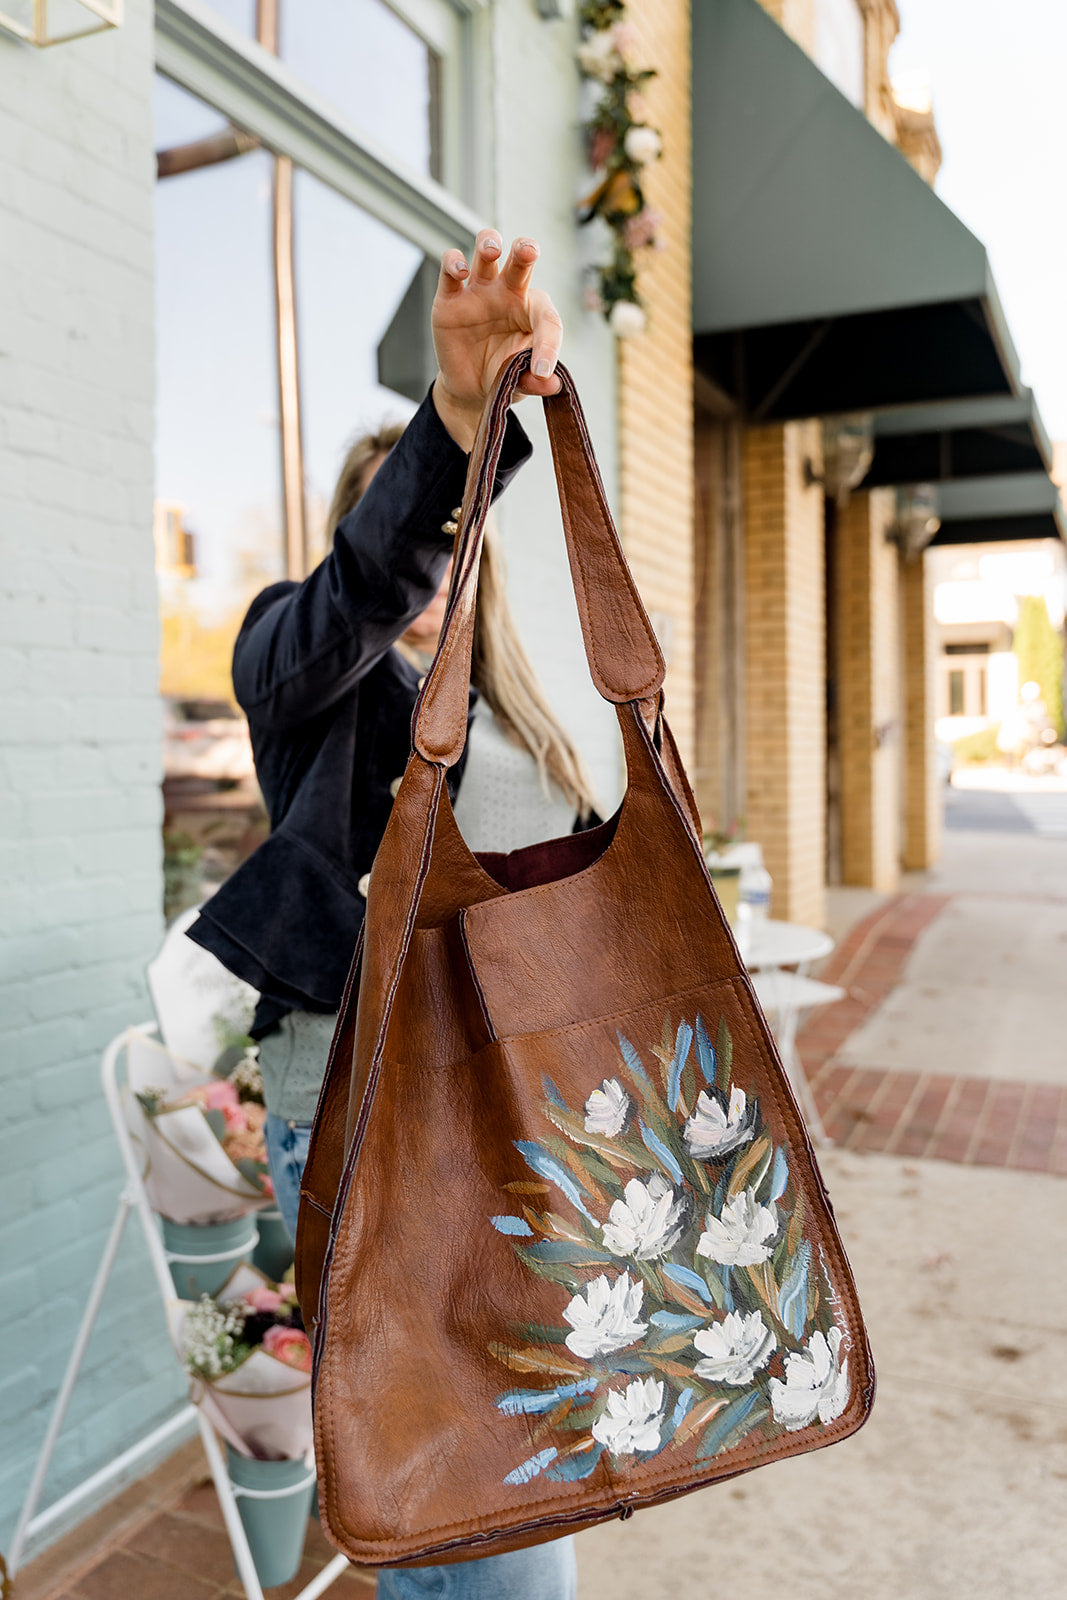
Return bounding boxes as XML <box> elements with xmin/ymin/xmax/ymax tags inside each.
<box><xmin>488</xmin><ymin>1014</ymin><xmax>850</xmax><ymax>1487</ymax></box>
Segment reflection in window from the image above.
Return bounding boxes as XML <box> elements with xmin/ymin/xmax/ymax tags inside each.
<box><xmin>198</xmin><ymin>0</ymin><xmax>256</xmax><ymax>37</ymax></box>
<box><xmin>281</xmin><ymin>0</ymin><xmax>440</xmax><ymax>179</ymax></box>
<box><xmin>948</xmin><ymin>670</ymin><xmax>965</xmax><ymax>716</ymax></box>
<box><xmin>294</xmin><ymin>170</ymin><xmax>421</xmax><ymax>566</ymax></box>
<box><xmin>155</xmin><ymin>76</ymin><xmax>282</xmax><ymax>706</ymax></box>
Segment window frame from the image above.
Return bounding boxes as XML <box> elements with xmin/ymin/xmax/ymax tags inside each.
<box><xmin>154</xmin><ymin>0</ymin><xmax>489</xmax><ymax>261</ymax></box>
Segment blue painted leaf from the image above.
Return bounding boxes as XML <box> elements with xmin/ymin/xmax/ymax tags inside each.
<box><xmin>671</xmin><ymin>1388</ymin><xmax>695</xmax><ymax>1429</ymax></box>
<box><xmin>768</xmin><ymin>1145</ymin><xmax>789</xmax><ymax>1204</ymax></box>
<box><xmin>668</xmin><ymin>1021</ymin><xmax>694</xmax><ymax>1112</ymax></box>
<box><xmin>503</xmin><ymin>1447</ymin><xmax>558</xmax><ymax>1485</ymax></box>
<box><xmin>496</xmin><ymin>1378</ymin><xmax>598</xmax><ymax>1416</ymax></box>
<box><xmin>694</xmin><ymin>1014</ymin><xmax>717</xmax><ymax>1085</ymax></box>
<box><xmin>662</xmin><ymin>1264</ymin><xmax>714</xmax><ymax>1304</ymax></box>
<box><xmin>695</xmin><ymin>1390</ymin><xmax>764</xmax><ymax>1460</ymax></box>
<box><xmin>617</xmin><ymin>1031</ymin><xmax>650</xmax><ymax>1083</ymax></box>
<box><xmin>491</xmin><ymin>1215</ymin><xmax>533</xmax><ymax>1236</ymax></box>
<box><xmin>639</xmin><ymin>1120</ymin><xmax>684</xmax><ymax>1185</ymax></box>
<box><xmin>650</xmin><ymin>1311</ymin><xmax>706</xmax><ymax>1331</ymax></box>
<box><xmin>778</xmin><ymin>1239</ymin><xmax>811</xmax><ymax>1338</ymax></box>
<box><xmin>497</xmin><ymin>1388</ymin><xmax>563</xmax><ymax>1416</ymax></box>
<box><xmin>514</xmin><ymin>1141</ymin><xmax>594</xmax><ymax>1220</ymax></box>
<box><xmin>541</xmin><ymin>1074</ymin><xmax>568</xmax><ymax>1110</ymax></box>
<box><xmin>546</xmin><ymin>1442</ymin><xmax>604</xmax><ymax>1482</ymax></box>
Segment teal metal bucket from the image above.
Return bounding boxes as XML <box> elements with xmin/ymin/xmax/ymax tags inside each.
<box><xmin>161</xmin><ymin>1214</ymin><xmax>257</xmax><ymax>1300</ymax></box>
<box><xmin>226</xmin><ymin>1446</ymin><xmax>316</xmax><ymax>1588</ymax></box>
<box><xmin>251</xmin><ymin>1208</ymin><xmax>294</xmax><ymax>1283</ymax></box>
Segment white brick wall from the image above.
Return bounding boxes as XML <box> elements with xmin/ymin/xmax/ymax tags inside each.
<box><xmin>0</xmin><ymin>3</ymin><xmax>183</xmax><ymax>1549</ymax></box>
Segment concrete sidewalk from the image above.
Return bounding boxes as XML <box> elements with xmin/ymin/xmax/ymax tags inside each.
<box><xmin>577</xmin><ymin>809</ymin><xmax>1067</xmax><ymax>1600</ymax></box>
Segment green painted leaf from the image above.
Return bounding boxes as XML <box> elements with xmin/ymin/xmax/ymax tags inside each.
<box><xmin>715</xmin><ymin>1016</ymin><xmax>733</xmax><ymax>1093</ymax></box>
<box><xmin>695</xmin><ymin>1392</ymin><xmax>767</xmax><ymax>1460</ymax></box>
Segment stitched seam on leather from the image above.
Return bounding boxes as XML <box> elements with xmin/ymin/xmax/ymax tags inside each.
<box><xmin>316</xmin><ymin>770</ymin><xmax>444</xmax><ymax>1521</ymax></box>
<box><xmin>322</xmin><ymin>963</ymin><xmax>872</xmax><ymax>1552</ymax></box>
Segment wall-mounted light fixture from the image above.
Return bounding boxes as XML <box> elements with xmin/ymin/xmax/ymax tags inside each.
<box><xmin>805</xmin><ymin>413</ymin><xmax>876</xmax><ymax>504</ymax></box>
<box><xmin>0</xmin><ymin>0</ymin><xmax>122</xmax><ymax>47</ymax></box>
<box><xmin>888</xmin><ymin>484</ymin><xmax>941</xmax><ymax>561</ymax></box>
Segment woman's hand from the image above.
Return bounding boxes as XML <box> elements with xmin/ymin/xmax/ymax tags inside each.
<box><xmin>431</xmin><ymin>230</ymin><xmax>563</xmax><ymax>451</ymax></box>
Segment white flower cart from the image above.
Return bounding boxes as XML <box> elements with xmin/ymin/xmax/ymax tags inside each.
<box><xmin>8</xmin><ymin>933</ymin><xmax>349</xmax><ymax>1600</ymax></box>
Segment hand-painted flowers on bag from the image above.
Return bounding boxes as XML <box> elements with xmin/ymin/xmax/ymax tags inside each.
<box><xmin>488</xmin><ymin>1013</ymin><xmax>850</xmax><ymax>1487</ymax></box>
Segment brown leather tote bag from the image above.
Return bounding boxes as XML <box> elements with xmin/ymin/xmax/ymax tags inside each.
<box><xmin>296</xmin><ymin>350</ymin><xmax>874</xmax><ymax>1569</ymax></box>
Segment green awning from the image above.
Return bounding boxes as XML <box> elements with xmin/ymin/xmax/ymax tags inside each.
<box><xmin>692</xmin><ymin>0</ymin><xmax>1020</xmax><ymax>420</ymax></box>
<box><xmin>932</xmin><ymin>472</ymin><xmax>1066</xmax><ymax>547</ymax></box>
<box><xmin>865</xmin><ymin>391</ymin><xmax>1053</xmax><ymax>487</ymax></box>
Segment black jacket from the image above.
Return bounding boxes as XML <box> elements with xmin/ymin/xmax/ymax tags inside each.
<box><xmin>188</xmin><ymin>391</ymin><xmax>533</xmax><ymax>1032</ymax></box>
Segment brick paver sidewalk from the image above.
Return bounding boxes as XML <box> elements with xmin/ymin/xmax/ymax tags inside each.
<box><xmin>13</xmin><ymin>1440</ymin><xmax>376</xmax><ymax>1599</ymax></box>
<box><xmin>800</xmin><ymin>892</ymin><xmax>1067</xmax><ymax>1174</ymax></box>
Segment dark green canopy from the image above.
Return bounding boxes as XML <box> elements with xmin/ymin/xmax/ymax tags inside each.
<box><xmin>692</xmin><ymin>0</ymin><xmax>1020</xmax><ymax>420</ymax></box>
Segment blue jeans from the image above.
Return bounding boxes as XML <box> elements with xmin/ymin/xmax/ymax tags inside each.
<box><xmin>264</xmin><ymin>1113</ymin><xmax>313</xmax><ymax>1243</ymax></box>
<box><xmin>263</xmin><ymin>1114</ymin><xmax>576</xmax><ymax>1599</ymax></box>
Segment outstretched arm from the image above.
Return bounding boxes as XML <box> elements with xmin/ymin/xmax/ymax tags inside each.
<box><xmin>232</xmin><ymin>233</ymin><xmax>564</xmax><ymax>730</ymax></box>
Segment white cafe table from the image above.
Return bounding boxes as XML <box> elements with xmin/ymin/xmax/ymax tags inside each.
<box><xmin>741</xmin><ymin>919</ymin><xmax>840</xmax><ymax>1144</ymax></box>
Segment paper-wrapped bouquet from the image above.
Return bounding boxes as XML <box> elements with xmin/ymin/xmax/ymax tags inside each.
<box><xmin>125</xmin><ymin>1030</ymin><xmax>272</xmax><ymax>1225</ymax></box>
<box><xmin>170</xmin><ymin>1264</ymin><xmax>313</xmax><ymax>1461</ymax></box>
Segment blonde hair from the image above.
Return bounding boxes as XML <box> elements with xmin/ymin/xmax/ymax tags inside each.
<box><xmin>331</xmin><ymin>425</ymin><xmax>599</xmax><ymax>819</ymax></box>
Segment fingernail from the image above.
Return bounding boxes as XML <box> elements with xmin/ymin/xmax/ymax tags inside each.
<box><xmin>453</xmin><ymin>258</ymin><xmax>468</xmax><ymax>274</ymax></box>
<box><xmin>533</xmin><ymin>358</ymin><xmax>553</xmax><ymax>378</ymax></box>
<box><xmin>483</xmin><ymin>239</ymin><xmax>500</xmax><ymax>255</ymax></box>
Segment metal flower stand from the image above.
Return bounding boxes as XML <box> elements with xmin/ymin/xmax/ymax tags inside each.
<box><xmin>7</xmin><ymin>1025</ymin><xmax>349</xmax><ymax>1600</ymax></box>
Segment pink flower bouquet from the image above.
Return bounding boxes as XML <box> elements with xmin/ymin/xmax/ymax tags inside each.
<box><xmin>125</xmin><ymin>1030</ymin><xmax>272</xmax><ymax>1225</ymax></box>
<box><xmin>169</xmin><ymin>1264</ymin><xmax>313</xmax><ymax>1461</ymax></box>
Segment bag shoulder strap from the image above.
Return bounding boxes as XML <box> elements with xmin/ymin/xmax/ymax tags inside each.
<box><xmin>414</xmin><ymin>351</ymin><xmax>666</xmax><ymax>767</ymax></box>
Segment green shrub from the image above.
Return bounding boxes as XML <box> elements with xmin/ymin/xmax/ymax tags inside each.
<box><xmin>952</xmin><ymin>725</ymin><xmax>1001</xmax><ymax>765</ymax></box>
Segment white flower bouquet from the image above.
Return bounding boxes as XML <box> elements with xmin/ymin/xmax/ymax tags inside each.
<box><xmin>125</xmin><ymin>1030</ymin><xmax>272</xmax><ymax>1225</ymax></box>
<box><xmin>487</xmin><ymin>1011</ymin><xmax>852</xmax><ymax>1489</ymax></box>
<box><xmin>169</xmin><ymin>1264</ymin><xmax>313</xmax><ymax>1461</ymax></box>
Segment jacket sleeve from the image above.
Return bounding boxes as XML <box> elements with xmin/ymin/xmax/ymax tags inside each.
<box><xmin>232</xmin><ymin>390</ymin><xmax>532</xmax><ymax>730</ymax></box>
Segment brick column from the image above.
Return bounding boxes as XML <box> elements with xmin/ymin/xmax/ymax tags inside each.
<box><xmin>835</xmin><ymin>489</ymin><xmax>902</xmax><ymax>890</ymax></box>
<box><xmin>901</xmin><ymin>549</ymin><xmax>941</xmax><ymax>870</ymax></box>
<box><xmin>743</xmin><ymin>421</ymin><xmax>826</xmax><ymax>926</ymax></box>
<box><xmin>618</xmin><ymin>0</ymin><xmax>695</xmax><ymax>769</ymax></box>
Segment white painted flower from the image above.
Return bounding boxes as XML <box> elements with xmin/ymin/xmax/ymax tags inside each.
<box><xmin>693</xmin><ymin>1310</ymin><xmax>776</xmax><ymax>1386</ymax></box>
<box><xmin>684</xmin><ymin>1085</ymin><xmax>755</xmax><ymax>1161</ymax></box>
<box><xmin>563</xmin><ymin>1272</ymin><xmax>647</xmax><ymax>1359</ymax></box>
<box><xmin>609</xmin><ymin>300</ymin><xmax>647</xmax><ymax>339</ymax></box>
<box><xmin>592</xmin><ymin>1376</ymin><xmax>666</xmax><ymax>1455</ymax></box>
<box><xmin>623</xmin><ymin>125</ymin><xmax>662</xmax><ymax>166</ymax></box>
<box><xmin>696</xmin><ymin>1188</ymin><xmax>777</xmax><ymax>1267</ymax></box>
<box><xmin>584</xmin><ymin>1077</ymin><xmax>630</xmax><ymax>1137</ymax></box>
<box><xmin>601</xmin><ymin>1173</ymin><xmax>685</xmax><ymax>1261</ymax></box>
<box><xmin>576</xmin><ymin>29</ymin><xmax>621</xmax><ymax>83</ymax></box>
<box><xmin>770</xmin><ymin>1326</ymin><xmax>850</xmax><ymax>1431</ymax></box>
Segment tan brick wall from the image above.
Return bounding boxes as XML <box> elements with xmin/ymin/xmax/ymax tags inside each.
<box><xmin>618</xmin><ymin>0</ymin><xmax>695</xmax><ymax>771</ymax></box>
<box><xmin>743</xmin><ymin>421</ymin><xmax>826</xmax><ymax>927</ymax></box>
<box><xmin>836</xmin><ymin>489</ymin><xmax>902</xmax><ymax>890</ymax></box>
<box><xmin>901</xmin><ymin>550</ymin><xmax>941</xmax><ymax>870</ymax></box>
<box><xmin>756</xmin><ymin>0</ymin><xmax>815</xmax><ymax>52</ymax></box>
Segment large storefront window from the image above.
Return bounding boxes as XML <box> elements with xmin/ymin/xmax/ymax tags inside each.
<box><xmin>154</xmin><ymin>0</ymin><xmax>463</xmax><ymax>912</ymax></box>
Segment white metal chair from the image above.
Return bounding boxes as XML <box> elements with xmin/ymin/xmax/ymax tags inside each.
<box><xmin>751</xmin><ymin>970</ymin><xmax>845</xmax><ymax>1146</ymax></box>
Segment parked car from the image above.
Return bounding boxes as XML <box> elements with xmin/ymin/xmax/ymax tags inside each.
<box><xmin>163</xmin><ymin>698</ymin><xmax>255</xmax><ymax>784</ymax></box>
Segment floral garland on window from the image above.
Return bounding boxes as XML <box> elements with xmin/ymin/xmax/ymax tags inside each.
<box><xmin>577</xmin><ymin>0</ymin><xmax>663</xmax><ymax>338</ymax></box>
